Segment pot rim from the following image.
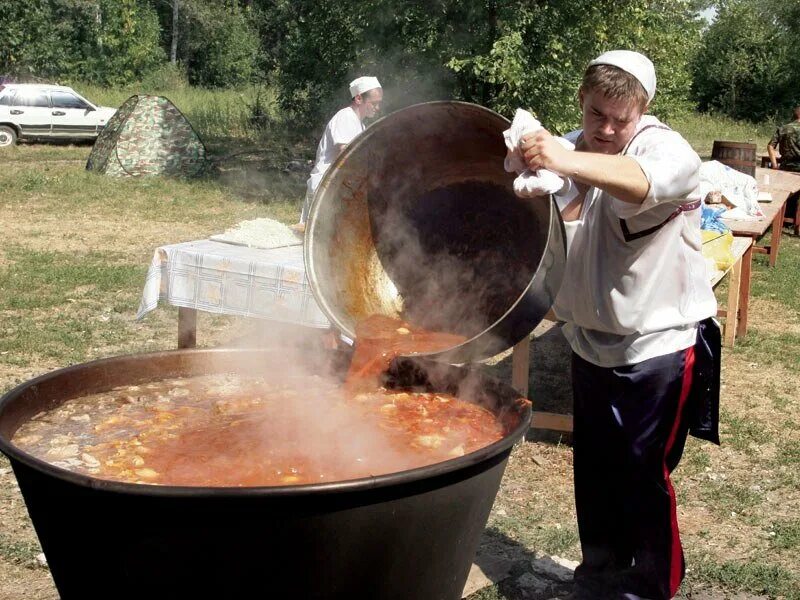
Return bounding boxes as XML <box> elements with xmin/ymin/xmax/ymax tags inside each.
<box><xmin>0</xmin><ymin>348</ymin><xmax>531</xmax><ymax>498</ymax></box>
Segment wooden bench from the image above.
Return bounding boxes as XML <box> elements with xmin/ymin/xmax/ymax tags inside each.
<box><xmin>514</xmin><ymin>236</ymin><xmax>754</xmax><ymax>433</ymax></box>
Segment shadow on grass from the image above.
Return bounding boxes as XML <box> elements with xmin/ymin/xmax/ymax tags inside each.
<box><xmin>468</xmin><ymin>527</ymin><xmax>577</xmax><ymax>600</ymax></box>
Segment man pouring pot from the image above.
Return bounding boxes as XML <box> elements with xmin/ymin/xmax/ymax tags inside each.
<box><xmin>518</xmin><ymin>50</ymin><xmax>721</xmax><ymax>600</ymax></box>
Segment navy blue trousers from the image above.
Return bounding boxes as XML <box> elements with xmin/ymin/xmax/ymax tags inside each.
<box><xmin>571</xmin><ymin>346</ymin><xmax>695</xmax><ymax>600</ymax></box>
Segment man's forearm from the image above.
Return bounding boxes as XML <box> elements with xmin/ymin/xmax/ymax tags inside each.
<box><xmin>767</xmin><ymin>145</ymin><xmax>778</xmax><ymax>169</ymax></box>
<box><xmin>557</xmin><ymin>152</ymin><xmax>650</xmax><ymax>204</ymax></box>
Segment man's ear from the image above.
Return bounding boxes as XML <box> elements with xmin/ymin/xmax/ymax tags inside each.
<box><xmin>353</xmin><ymin>94</ymin><xmax>363</xmax><ymax>106</ymax></box>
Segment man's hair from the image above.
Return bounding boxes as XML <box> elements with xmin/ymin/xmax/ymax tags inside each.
<box><xmin>580</xmin><ymin>64</ymin><xmax>649</xmax><ymax>110</ymax></box>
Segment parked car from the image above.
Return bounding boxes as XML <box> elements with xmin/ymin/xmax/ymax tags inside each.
<box><xmin>0</xmin><ymin>84</ymin><xmax>116</xmax><ymax>147</ymax></box>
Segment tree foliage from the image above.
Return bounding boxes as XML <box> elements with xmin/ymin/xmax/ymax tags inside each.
<box><xmin>0</xmin><ymin>0</ymin><xmax>163</xmax><ymax>85</ymax></box>
<box><xmin>5</xmin><ymin>0</ymin><xmax>791</xmax><ymax>133</ymax></box>
<box><xmin>268</xmin><ymin>0</ymin><xmax>704</xmax><ymax>134</ymax></box>
<box><xmin>163</xmin><ymin>0</ymin><xmax>260</xmax><ymax>88</ymax></box>
<box><xmin>692</xmin><ymin>0</ymin><xmax>799</xmax><ymax>121</ymax></box>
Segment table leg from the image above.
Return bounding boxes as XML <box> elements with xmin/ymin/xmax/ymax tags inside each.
<box><xmin>768</xmin><ymin>204</ymin><xmax>787</xmax><ymax>267</ymax></box>
<box><xmin>511</xmin><ymin>335</ymin><xmax>531</xmax><ymax>397</ymax></box>
<box><xmin>736</xmin><ymin>244</ymin><xmax>753</xmax><ymax>338</ymax></box>
<box><xmin>178</xmin><ymin>307</ymin><xmax>197</xmax><ymax>349</ymax></box>
<box><xmin>531</xmin><ymin>412</ymin><xmax>574</xmax><ymax>433</ymax></box>
<box><xmin>724</xmin><ymin>255</ymin><xmax>743</xmax><ymax>348</ymax></box>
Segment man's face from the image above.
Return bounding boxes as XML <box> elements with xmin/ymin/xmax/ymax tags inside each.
<box><xmin>358</xmin><ymin>89</ymin><xmax>383</xmax><ymax>119</ymax></box>
<box><xmin>580</xmin><ymin>90</ymin><xmax>644</xmax><ymax>155</ymax></box>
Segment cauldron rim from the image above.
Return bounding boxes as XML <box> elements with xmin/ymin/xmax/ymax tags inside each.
<box><xmin>0</xmin><ymin>347</ymin><xmax>531</xmax><ymax>498</ymax></box>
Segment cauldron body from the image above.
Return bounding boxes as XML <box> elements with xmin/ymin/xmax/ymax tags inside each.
<box><xmin>0</xmin><ymin>348</ymin><xmax>531</xmax><ymax>600</ymax></box>
<box><xmin>305</xmin><ymin>101</ymin><xmax>566</xmax><ymax>363</ymax></box>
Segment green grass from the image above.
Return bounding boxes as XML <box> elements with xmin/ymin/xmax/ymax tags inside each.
<box><xmin>689</xmin><ymin>556</ymin><xmax>799</xmax><ymax>600</ymax></box>
<box><xmin>468</xmin><ymin>588</ymin><xmax>506</xmax><ymax>600</ymax></box>
<box><xmin>671</xmin><ymin>110</ymin><xmax>776</xmax><ymax>159</ymax></box>
<box><xmin>700</xmin><ymin>481</ymin><xmax>763</xmax><ymax>518</ymax></box>
<box><xmin>770</xmin><ymin>519</ymin><xmax>800</xmax><ymax>551</ymax></box>
<box><xmin>0</xmin><ymin>312</ymin><xmax>134</xmax><ymax>365</ymax></box>
<box><xmin>776</xmin><ymin>439</ymin><xmax>800</xmax><ymax>467</ymax></box>
<box><xmin>750</xmin><ymin>236</ymin><xmax>800</xmax><ymax>319</ymax></box>
<box><xmin>0</xmin><ymin>248</ymin><xmax>142</xmax><ymax>311</ymax></box>
<box><xmin>490</xmin><ymin>510</ymin><xmax>580</xmax><ymax>558</ymax></box>
<box><xmin>719</xmin><ymin>410</ymin><xmax>772</xmax><ymax>453</ymax></box>
<box><xmin>732</xmin><ymin>330</ymin><xmax>800</xmax><ymax>370</ymax></box>
<box><xmin>72</xmin><ymin>83</ymin><xmax>280</xmax><ymax>142</ymax></box>
<box><xmin>680</xmin><ymin>440</ymin><xmax>711</xmax><ymax>476</ymax></box>
<box><xmin>0</xmin><ymin>533</ymin><xmax>41</xmax><ymax>566</ymax></box>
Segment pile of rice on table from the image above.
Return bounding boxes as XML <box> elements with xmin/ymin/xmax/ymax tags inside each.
<box><xmin>210</xmin><ymin>218</ymin><xmax>302</xmax><ymax>249</ymax></box>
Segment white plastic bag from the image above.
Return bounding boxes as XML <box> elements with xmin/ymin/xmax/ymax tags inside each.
<box><xmin>698</xmin><ymin>161</ymin><xmax>763</xmax><ymax>217</ymax></box>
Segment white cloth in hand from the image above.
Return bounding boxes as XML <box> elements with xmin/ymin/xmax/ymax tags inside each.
<box><xmin>503</xmin><ymin>109</ymin><xmax>574</xmax><ymax>197</ymax></box>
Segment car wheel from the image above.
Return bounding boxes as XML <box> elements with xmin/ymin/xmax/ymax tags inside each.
<box><xmin>0</xmin><ymin>125</ymin><xmax>18</xmax><ymax>147</ymax></box>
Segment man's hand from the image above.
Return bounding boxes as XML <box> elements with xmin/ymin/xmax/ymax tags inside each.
<box><xmin>520</xmin><ymin>129</ymin><xmax>571</xmax><ymax>174</ymax></box>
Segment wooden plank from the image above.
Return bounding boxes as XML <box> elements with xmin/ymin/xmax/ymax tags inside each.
<box><xmin>724</xmin><ymin>253</ymin><xmax>743</xmax><ymax>348</ymax></box>
<box><xmin>736</xmin><ymin>242</ymin><xmax>753</xmax><ymax>338</ymax></box>
<box><xmin>768</xmin><ymin>201</ymin><xmax>787</xmax><ymax>267</ymax></box>
<box><xmin>511</xmin><ymin>336</ymin><xmax>531</xmax><ymax>397</ymax></box>
<box><xmin>178</xmin><ymin>307</ymin><xmax>197</xmax><ymax>349</ymax></box>
<box><xmin>531</xmin><ymin>411</ymin><xmax>573</xmax><ymax>433</ymax></box>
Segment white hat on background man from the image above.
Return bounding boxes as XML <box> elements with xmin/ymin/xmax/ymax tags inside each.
<box><xmin>349</xmin><ymin>76</ymin><xmax>381</xmax><ymax>98</ymax></box>
<box><xmin>588</xmin><ymin>50</ymin><xmax>656</xmax><ymax>102</ymax></box>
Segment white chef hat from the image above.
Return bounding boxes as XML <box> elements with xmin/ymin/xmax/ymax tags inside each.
<box><xmin>349</xmin><ymin>76</ymin><xmax>381</xmax><ymax>98</ymax></box>
<box><xmin>588</xmin><ymin>50</ymin><xmax>656</xmax><ymax>102</ymax></box>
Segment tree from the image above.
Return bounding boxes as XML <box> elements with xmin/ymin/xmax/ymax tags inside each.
<box><xmin>692</xmin><ymin>0</ymin><xmax>792</xmax><ymax>121</ymax></box>
<box><xmin>171</xmin><ymin>0</ymin><xmax>180</xmax><ymax>64</ymax></box>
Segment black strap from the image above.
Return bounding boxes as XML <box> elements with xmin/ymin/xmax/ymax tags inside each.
<box><xmin>619</xmin><ymin>199</ymin><xmax>701</xmax><ymax>241</ymax></box>
<box><xmin>618</xmin><ymin>123</ymin><xmax>698</xmax><ymax>242</ymax></box>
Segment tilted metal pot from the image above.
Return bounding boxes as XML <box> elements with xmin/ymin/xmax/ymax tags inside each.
<box><xmin>305</xmin><ymin>101</ymin><xmax>566</xmax><ymax>363</ymax></box>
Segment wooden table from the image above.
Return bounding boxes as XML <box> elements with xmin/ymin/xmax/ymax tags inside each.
<box><xmin>721</xmin><ymin>167</ymin><xmax>800</xmax><ymax>267</ymax></box>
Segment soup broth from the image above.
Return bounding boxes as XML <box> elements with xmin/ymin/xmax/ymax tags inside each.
<box><xmin>12</xmin><ymin>372</ymin><xmax>506</xmax><ymax>487</ymax></box>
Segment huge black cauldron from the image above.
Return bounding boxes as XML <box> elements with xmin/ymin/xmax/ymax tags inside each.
<box><xmin>0</xmin><ymin>348</ymin><xmax>530</xmax><ymax>600</ymax></box>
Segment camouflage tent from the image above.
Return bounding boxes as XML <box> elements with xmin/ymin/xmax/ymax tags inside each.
<box><xmin>86</xmin><ymin>95</ymin><xmax>207</xmax><ymax>177</ymax></box>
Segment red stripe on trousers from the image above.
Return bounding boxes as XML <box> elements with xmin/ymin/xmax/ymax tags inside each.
<box><xmin>663</xmin><ymin>346</ymin><xmax>695</xmax><ymax>597</ymax></box>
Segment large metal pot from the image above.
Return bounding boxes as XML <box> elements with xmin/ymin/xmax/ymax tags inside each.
<box><xmin>0</xmin><ymin>348</ymin><xmax>531</xmax><ymax>600</ymax></box>
<box><xmin>305</xmin><ymin>101</ymin><xmax>566</xmax><ymax>363</ymax></box>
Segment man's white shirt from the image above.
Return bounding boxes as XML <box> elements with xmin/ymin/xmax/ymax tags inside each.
<box><xmin>301</xmin><ymin>107</ymin><xmax>364</xmax><ymax>223</ymax></box>
<box><xmin>553</xmin><ymin>116</ymin><xmax>718</xmax><ymax>367</ymax></box>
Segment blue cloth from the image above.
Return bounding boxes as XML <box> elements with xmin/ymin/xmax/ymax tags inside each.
<box><xmin>700</xmin><ymin>205</ymin><xmax>729</xmax><ymax>233</ymax></box>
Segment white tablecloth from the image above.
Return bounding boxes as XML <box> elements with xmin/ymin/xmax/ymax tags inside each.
<box><xmin>136</xmin><ymin>240</ymin><xmax>329</xmax><ymax>327</ymax></box>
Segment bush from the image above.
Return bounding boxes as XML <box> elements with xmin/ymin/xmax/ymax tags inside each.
<box><xmin>139</xmin><ymin>62</ymin><xmax>189</xmax><ymax>92</ymax></box>
<box><xmin>182</xmin><ymin>4</ymin><xmax>260</xmax><ymax>89</ymax></box>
